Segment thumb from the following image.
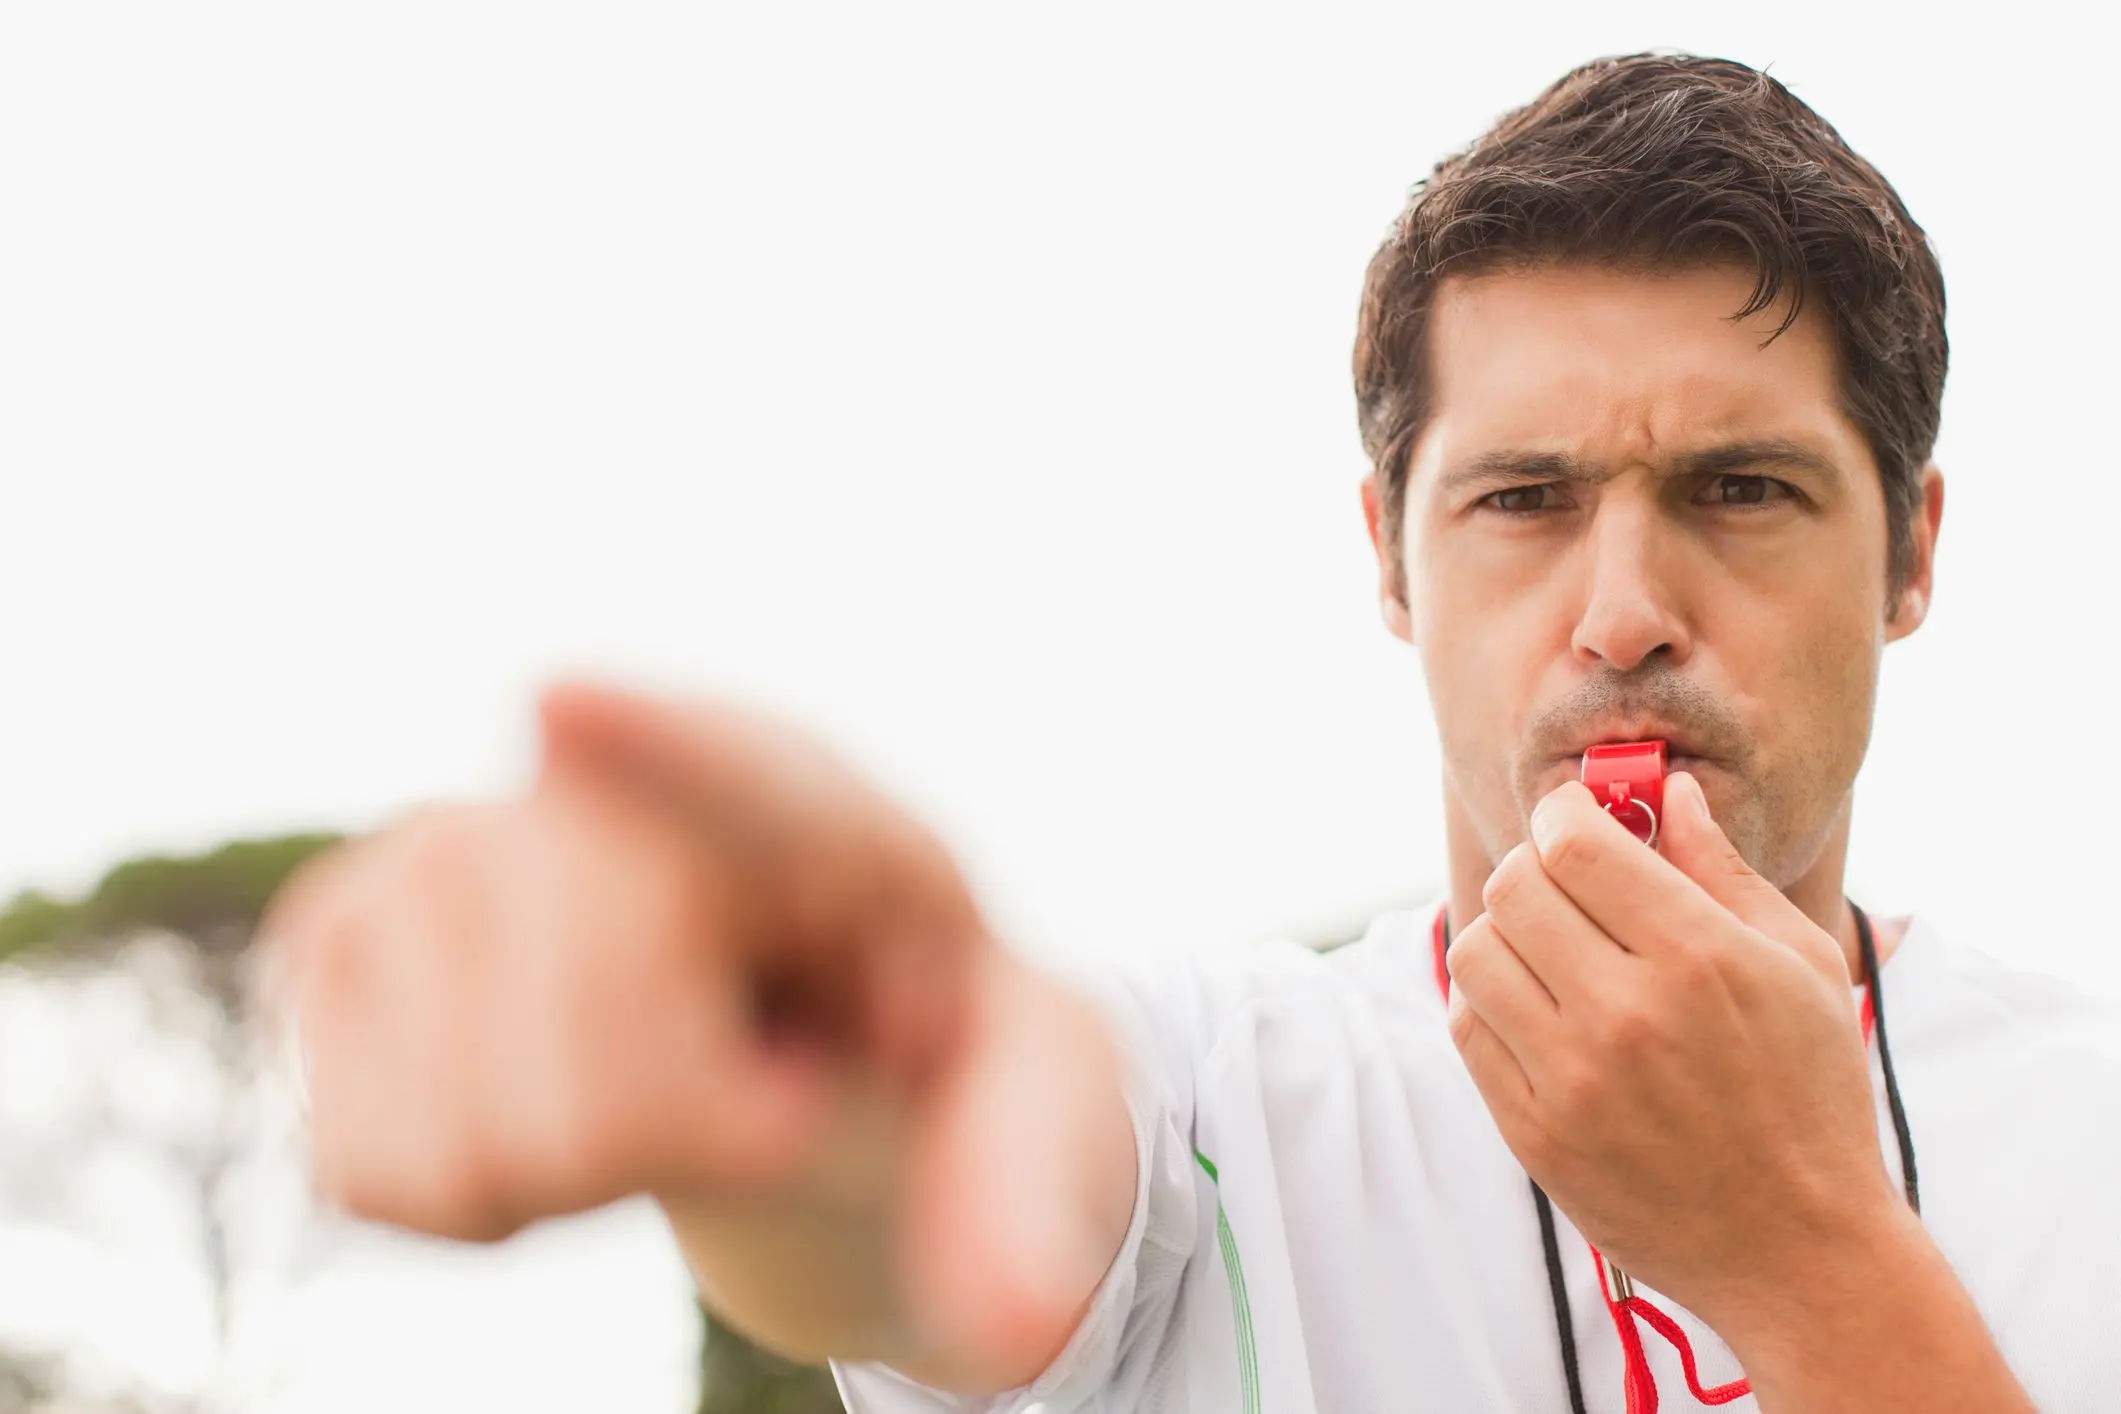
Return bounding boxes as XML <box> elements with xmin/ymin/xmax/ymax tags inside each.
<box><xmin>1658</xmin><ymin>771</ymin><xmax>1802</xmax><ymax>937</ymax></box>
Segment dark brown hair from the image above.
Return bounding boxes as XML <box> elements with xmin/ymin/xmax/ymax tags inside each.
<box><xmin>1354</xmin><ymin>53</ymin><xmax>1947</xmax><ymax>609</ymax></box>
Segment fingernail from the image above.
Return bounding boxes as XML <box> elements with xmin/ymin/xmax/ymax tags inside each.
<box><xmin>1530</xmin><ymin>798</ymin><xmax>1560</xmax><ymax>853</ymax></box>
<box><xmin>1673</xmin><ymin>771</ymin><xmax>1709</xmax><ymax>825</ymax></box>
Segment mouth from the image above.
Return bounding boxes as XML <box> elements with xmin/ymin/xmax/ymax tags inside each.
<box><xmin>1553</xmin><ymin>728</ymin><xmax>1717</xmax><ymax>773</ymax></box>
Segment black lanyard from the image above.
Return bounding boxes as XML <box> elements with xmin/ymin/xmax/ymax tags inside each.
<box><xmin>1450</xmin><ymin>901</ymin><xmax>1921</xmax><ymax>1414</ymax></box>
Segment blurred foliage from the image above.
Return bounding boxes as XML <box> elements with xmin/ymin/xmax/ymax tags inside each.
<box><xmin>0</xmin><ymin>832</ymin><xmax>345</xmax><ymax>969</ymax></box>
<box><xmin>696</xmin><ymin>1307</ymin><xmax>841</xmax><ymax>1414</ymax></box>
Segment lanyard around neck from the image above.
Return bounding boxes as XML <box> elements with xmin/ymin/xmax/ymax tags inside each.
<box><xmin>1431</xmin><ymin>902</ymin><xmax>1919</xmax><ymax>1414</ymax></box>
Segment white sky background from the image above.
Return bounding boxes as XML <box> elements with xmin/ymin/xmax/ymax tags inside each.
<box><xmin>1</xmin><ymin>2</ymin><xmax>2116</xmax><ymax>1410</ymax></box>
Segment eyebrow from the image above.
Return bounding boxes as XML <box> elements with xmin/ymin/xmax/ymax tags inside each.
<box><xmin>1677</xmin><ymin>439</ymin><xmax>1844</xmax><ymax>485</ymax></box>
<box><xmin>1436</xmin><ymin>438</ymin><xmax>1845</xmax><ymax>496</ymax></box>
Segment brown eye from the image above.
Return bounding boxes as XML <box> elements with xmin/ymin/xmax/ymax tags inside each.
<box><xmin>1489</xmin><ymin>485</ymin><xmax>1554</xmax><ymax>514</ymax></box>
<box><xmin>1706</xmin><ymin>474</ymin><xmax>1796</xmax><ymax>507</ymax></box>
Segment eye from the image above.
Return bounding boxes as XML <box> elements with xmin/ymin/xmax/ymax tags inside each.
<box><xmin>1479</xmin><ymin>484</ymin><xmax>1568</xmax><ymax>515</ymax></box>
<box><xmin>1698</xmin><ymin>474</ymin><xmax>1798</xmax><ymax>508</ymax></box>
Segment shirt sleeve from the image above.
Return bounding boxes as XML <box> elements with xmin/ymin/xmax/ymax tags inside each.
<box><xmin>831</xmin><ymin>954</ymin><xmax>1201</xmax><ymax>1414</ymax></box>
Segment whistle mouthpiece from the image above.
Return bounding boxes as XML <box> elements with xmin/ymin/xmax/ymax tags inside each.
<box><xmin>1580</xmin><ymin>740</ymin><xmax>1667</xmax><ymax>847</ymax></box>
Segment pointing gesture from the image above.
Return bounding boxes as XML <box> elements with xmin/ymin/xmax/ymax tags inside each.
<box><xmin>259</xmin><ymin>681</ymin><xmax>1135</xmax><ymax>1392</ymax></box>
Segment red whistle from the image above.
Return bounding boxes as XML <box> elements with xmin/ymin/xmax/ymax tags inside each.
<box><xmin>1580</xmin><ymin>740</ymin><xmax>1667</xmax><ymax>848</ymax></box>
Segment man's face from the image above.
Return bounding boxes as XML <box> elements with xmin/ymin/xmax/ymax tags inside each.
<box><xmin>1363</xmin><ymin>263</ymin><xmax>1939</xmax><ymax>886</ymax></box>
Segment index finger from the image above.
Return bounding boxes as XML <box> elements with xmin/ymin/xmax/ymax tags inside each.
<box><xmin>1525</xmin><ymin>781</ymin><xmax>1732</xmax><ymax>957</ymax></box>
<box><xmin>538</xmin><ymin>681</ymin><xmax>860</xmax><ymax>826</ymax></box>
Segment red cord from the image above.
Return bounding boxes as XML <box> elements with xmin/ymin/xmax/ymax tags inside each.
<box><xmin>1432</xmin><ymin>907</ymin><xmax>1879</xmax><ymax>1411</ymax></box>
<box><xmin>1594</xmin><ymin>1250</ymin><xmax>1668</xmax><ymax>1413</ymax></box>
<box><xmin>1624</xmin><ymin>1296</ymin><xmax>1753</xmax><ymax>1405</ymax></box>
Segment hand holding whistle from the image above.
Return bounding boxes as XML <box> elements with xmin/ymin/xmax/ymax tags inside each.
<box><xmin>1448</xmin><ymin>737</ymin><xmax>1894</xmax><ymax>1346</ymax></box>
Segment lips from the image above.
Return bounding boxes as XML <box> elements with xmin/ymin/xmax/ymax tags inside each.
<box><xmin>1557</xmin><ymin>728</ymin><xmax>1714</xmax><ymax>765</ymax></box>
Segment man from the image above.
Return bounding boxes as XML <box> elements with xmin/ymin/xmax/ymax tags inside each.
<box><xmin>265</xmin><ymin>53</ymin><xmax>2121</xmax><ymax>1412</ymax></box>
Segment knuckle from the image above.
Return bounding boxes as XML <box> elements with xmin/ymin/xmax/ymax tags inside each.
<box><xmin>1793</xmin><ymin>929</ymin><xmax>1845</xmax><ymax>983</ymax></box>
<box><xmin>1446</xmin><ymin>921</ymin><xmax>1494</xmax><ymax>986</ymax></box>
<box><xmin>1667</xmin><ymin>939</ymin><xmax>1722</xmax><ymax>994</ymax></box>
<box><xmin>1446</xmin><ymin>998</ymin><xmax>1481</xmax><ymax>1051</ymax></box>
<box><xmin>1711</xmin><ymin>849</ymin><xmax>1754</xmax><ymax>887</ymax></box>
<box><xmin>1541</xmin><ymin>1059</ymin><xmax>1597</xmax><ymax>1117</ymax></box>
<box><xmin>1540</xmin><ymin>820</ymin><xmax>1596</xmax><ymax>876</ymax></box>
<box><xmin>1595</xmin><ymin>998</ymin><xmax>1659</xmax><ymax>1056</ymax></box>
<box><xmin>1513</xmin><ymin>1114</ymin><xmax>1565</xmax><ymax>1173</ymax></box>
<box><xmin>1481</xmin><ymin>851</ymin><xmax>1530</xmax><ymax>915</ymax></box>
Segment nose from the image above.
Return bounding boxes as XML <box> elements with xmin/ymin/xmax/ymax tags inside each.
<box><xmin>1569</xmin><ymin>496</ymin><xmax>1692</xmax><ymax>672</ymax></box>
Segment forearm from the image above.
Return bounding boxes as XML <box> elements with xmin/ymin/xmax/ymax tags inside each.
<box><xmin>659</xmin><ymin>1077</ymin><xmax>910</xmax><ymax>1366</ymax></box>
<box><xmin>1718</xmin><ymin>1202</ymin><xmax>2035</xmax><ymax>1414</ymax></box>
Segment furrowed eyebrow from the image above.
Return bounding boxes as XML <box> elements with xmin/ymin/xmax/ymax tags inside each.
<box><xmin>1436</xmin><ymin>450</ymin><xmax>1599</xmax><ymax>498</ymax></box>
<box><xmin>1434</xmin><ymin>439</ymin><xmax>1844</xmax><ymax>499</ymax></box>
<box><xmin>1676</xmin><ymin>439</ymin><xmax>1844</xmax><ymax>485</ymax></box>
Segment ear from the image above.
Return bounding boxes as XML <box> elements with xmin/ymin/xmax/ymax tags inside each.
<box><xmin>1360</xmin><ymin>473</ymin><xmax>1416</xmax><ymax>644</ymax></box>
<box><xmin>1885</xmin><ymin>463</ymin><xmax>1945</xmax><ymax>642</ymax></box>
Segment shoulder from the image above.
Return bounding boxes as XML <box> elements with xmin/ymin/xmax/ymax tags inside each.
<box><xmin>1057</xmin><ymin>904</ymin><xmax>1444</xmax><ymax>1111</ymax></box>
<box><xmin>1097</xmin><ymin>901</ymin><xmax>1435</xmax><ymax>1031</ymax></box>
<box><xmin>1888</xmin><ymin>916</ymin><xmax>2121</xmax><ymax>1185</ymax></box>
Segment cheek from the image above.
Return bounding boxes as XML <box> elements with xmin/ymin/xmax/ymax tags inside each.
<box><xmin>1714</xmin><ymin>580</ymin><xmax>1881</xmax><ymax>868</ymax></box>
<box><xmin>1779</xmin><ymin>606</ymin><xmax>1880</xmax><ymax>772</ymax></box>
<box><xmin>1415</xmin><ymin>561</ymin><xmax>1561</xmax><ymax>796</ymax></box>
<box><xmin>1748</xmin><ymin>558</ymin><xmax>1882</xmax><ymax>730</ymax></box>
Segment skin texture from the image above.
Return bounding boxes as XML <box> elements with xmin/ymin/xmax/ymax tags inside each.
<box><xmin>1362</xmin><ymin>263</ymin><xmax>2031</xmax><ymax>1412</ymax></box>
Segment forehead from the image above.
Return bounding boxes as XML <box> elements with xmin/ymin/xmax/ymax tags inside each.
<box><xmin>1416</xmin><ymin>263</ymin><xmax>1864</xmax><ymax>475</ymax></box>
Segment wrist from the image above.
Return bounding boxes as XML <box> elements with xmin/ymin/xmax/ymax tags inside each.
<box><xmin>1702</xmin><ymin>1196</ymin><xmax>2034</xmax><ymax>1414</ymax></box>
<box><xmin>1697</xmin><ymin>1188</ymin><xmax>1923</xmax><ymax>1366</ymax></box>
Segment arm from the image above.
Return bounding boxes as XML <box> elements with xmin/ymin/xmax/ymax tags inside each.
<box><xmin>1713</xmin><ymin>1200</ymin><xmax>2034</xmax><ymax>1414</ymax></box>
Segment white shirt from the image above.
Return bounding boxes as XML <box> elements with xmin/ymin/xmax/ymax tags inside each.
<box><xmin>834</xmin><ymin>903</ymin><xmax>2121</xmax><ymax>1413</ymax></box>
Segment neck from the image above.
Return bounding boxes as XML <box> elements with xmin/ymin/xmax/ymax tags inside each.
<box><xmin>1442</xmin><ymin>788</ymin><xmax>1882</xmax><ymax>983</ymax></box>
